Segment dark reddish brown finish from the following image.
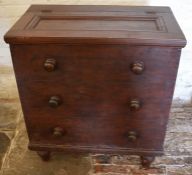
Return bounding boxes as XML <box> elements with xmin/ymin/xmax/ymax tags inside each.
<box><xmin>4</xmin><ymin>5</ymin><xmax>186</xmax><ymax>167</ymax></box>
<box><xmin>4</xmin><ymin>5</ymin><xmax>186</xmax><ymax>46</ymax></box>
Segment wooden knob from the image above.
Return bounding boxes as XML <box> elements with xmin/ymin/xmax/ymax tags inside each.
<box><xmin>131</xmin><ymin>61</ymin><xmax>144</xmax><ymax>74</ymax></box>
<box><xmin>128</xmin><ymin>131</ymin><xmax>138</xmax><ymax>142</ymax></box>
<box><xmin>44</xmin><ymin>58</ymin><xmax>56</xmax><ymax>72</ymax></box>
<box><xmin>49</xmin><ymin>96</ymin><xmax>61</xmax><ymax>108</ymax></box>
<box><xmin>130</xmin><ymin>99</ymin><xmax>141</xmax><ymax>111</ymax></box>
<box><xmin>53</xmin><ymin>127</ymin><xmax>64</xmax><ymax>137</ymax></box>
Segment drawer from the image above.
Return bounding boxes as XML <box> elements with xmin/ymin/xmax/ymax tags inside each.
<box><xmin>27</xmin><ymin>114</ymin><xmax>165</xmax><ymax>151</ymax></box>
<box><xmin>11</xmin><ymin>44</ymin><xmax>181</xmax><ymax>83</ymax></box>
<box><xmin>18</xmin><ymin>79</ymin><xmax>172</xmax><ymax>122</ymax></box>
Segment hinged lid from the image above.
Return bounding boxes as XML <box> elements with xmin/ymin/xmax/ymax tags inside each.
<box><xmin>4</xmin><ymin>5</ymin><xmax>186</xmax><ymax>47</ymax></box>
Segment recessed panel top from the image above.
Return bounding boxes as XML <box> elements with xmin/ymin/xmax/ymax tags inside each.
<box><xmin>4</xmin><ymin>5</ymin><xmax>186</xmax><ymax>47</ymax></box>
<box><xmin>29</xmin><ymin>15</ymin><xmax>163</xmax><ymax>32</ymax></box>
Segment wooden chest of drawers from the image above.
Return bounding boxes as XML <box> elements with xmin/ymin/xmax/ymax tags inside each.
<box><xmin>4</xmin><ymin>5</ymin><xmax>186</xmax><ymax>167</ymax></box>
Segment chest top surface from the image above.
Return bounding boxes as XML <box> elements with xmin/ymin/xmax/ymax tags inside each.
<box><xmin>4</xmin><ymin>5</ymin><xmax>186</xmax><ymax>47</ymax></box>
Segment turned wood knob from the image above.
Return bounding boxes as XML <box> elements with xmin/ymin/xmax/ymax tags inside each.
<box><xmin>130</xmin><ymin>99</ymin><xmax>141</xmax><ymax>111</ymax></box>
<box><xmin>53</xmin><ymin>127</ymin><xmax>64</xmax><ymax>137</ymax></box>
<box><xmin>44</xmin><ymin>58</ymin><xmax>56</xmax><ymax>72</ymax></box>
<box><xmin>131</xmin><ymin>61</ymin><xmax>144</xmax><ymax>74</ymax></box>
<box><xmin>128</xmin><ymin>131</ymin><xmax>138</xmax><ymax>141</ymax></box>
<box><xmin>49</xmin><ymin>96</ymin><xmax>61</xmax><ymax>107</ymax></box>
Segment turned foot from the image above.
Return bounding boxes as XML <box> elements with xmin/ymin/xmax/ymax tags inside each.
<box><xmin>37</xmin><ymin>151</ymin><xmax>50</xmax><ymax>161</ymax></box>
<box><xmin>140</xmin><ymin>156</ymin><xmax>155</xmax><ymax>168</ymax></box>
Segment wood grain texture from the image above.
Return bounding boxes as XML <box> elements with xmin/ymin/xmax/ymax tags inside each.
<box><xmin>4</xmin><ymin>5</ymin><xmax>186</xmax><ymax>163</ymax></box>
<box><xmin>4</xmin><ymin>5</ymin><xmax>186</xmax><ymax>47</ymax></box>
<box><xmin>10</xmin><ymin>44</ymin><xmax>181</xmax><ymax>155</ymax></box>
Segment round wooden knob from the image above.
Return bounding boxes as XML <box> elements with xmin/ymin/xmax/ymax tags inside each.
<box><xmin>53</xmin><ymin>127</ymin><xmax>64</xmax><ymax>137</ymax></box>
<box><xmin>131</xmin><ymin>61</ymin><xmax>144</xmax><ymax>74</ymax></box>
<box><xmin>44</xmin><ymin>58</ymin><xmax>56</xmax><ymax>72</ymax></box>
<box><xmin>128</xmin><ymin>131</ymin><xmax>138</xmax><ymax>142</ymax></box>
<box><xmin>49</xmin><ymin>96</ymin><xmax>61</xmax><ymax>108</ymax></box>
<box><xmin>130</xmin><ymin>99</ymin><xmax>141</xmax><ymax>111</ymax></box>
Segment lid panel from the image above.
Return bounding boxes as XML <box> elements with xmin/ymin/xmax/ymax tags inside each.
<box><xmin>29</xmin><ymin>14</ymin><xmax>164</xmax><ymax>32</ymax></box>
<box><xmin>4</xmin><ymin>5</ymin><xmax>186</xmax><ymax>47</ymax></box>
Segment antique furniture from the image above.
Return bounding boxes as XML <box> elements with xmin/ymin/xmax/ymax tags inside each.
<box><xmin>4</xmin><ymin>5</ymin><xmax>186</xmax><ymax>167</ymax></box>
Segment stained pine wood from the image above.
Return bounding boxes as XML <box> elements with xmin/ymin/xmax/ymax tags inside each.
<box><xmin>4</xmin><ymin>5</ymin><xmax>186</xmax><ymax>166</ymax></box>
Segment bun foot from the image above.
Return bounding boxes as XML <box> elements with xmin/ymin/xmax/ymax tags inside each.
<box><xmin>37</xmin><ymin>151</ymin><xmax>50</xmax><ymax>161</ymax></box>
<box><xmin>140</xmin><ymin>156</ymin><xmax>155</xmax><ymax>168</ymax></box>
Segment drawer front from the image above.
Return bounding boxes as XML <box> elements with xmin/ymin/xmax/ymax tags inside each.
<box><xmin>25</xmin><ymin>111</ymin><xmax>166</xmax><ymax>150</ymax></box>
<box><xmin>11</xmin><ymin>44</ymin><xmax>181</xmax><ymax>83</ymax></box>
<box><xmin>18</xmin><ymin>80</ymin><xmax>172</xmax><ymax>122</ymax></box>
